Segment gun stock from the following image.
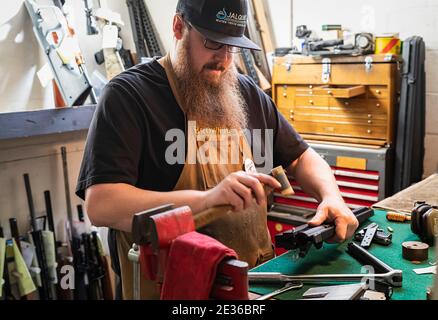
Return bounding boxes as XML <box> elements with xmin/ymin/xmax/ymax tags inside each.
<box><xmin>0</xmin><ymin>226</ymin><xmax>12</xmax><ymax>300</ymax></box>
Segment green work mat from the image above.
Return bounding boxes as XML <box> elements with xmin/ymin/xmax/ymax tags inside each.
<box><xmin>250</xmin><ymin>210</ymin><xmax>436</xmax><ymax>300</ymax></box>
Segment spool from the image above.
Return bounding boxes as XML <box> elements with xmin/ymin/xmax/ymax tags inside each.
<box><xmin>402</xmin><ymin>241</ymin><xmax>429</xmax><ymax>262</ymax></box>
<box><xmin>271</xmin><ymin>166</ymin><xmax>294</xmax><ymax>196</ymax></box>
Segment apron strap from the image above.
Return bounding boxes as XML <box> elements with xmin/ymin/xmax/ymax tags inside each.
<box><xmin>159</xmin><ymin>54</ymin><xmax>186</xmax><ymax>113</ymax></box>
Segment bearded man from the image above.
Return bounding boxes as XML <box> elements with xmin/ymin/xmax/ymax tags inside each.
<box><xmin>76</xmin><ymin>0</ymin><xmax>359</xmax><ymax>300</ymax></box>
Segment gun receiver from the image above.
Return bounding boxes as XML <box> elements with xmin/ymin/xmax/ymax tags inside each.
<box><xmin>275</xmin><ymin>207</ymin><xmax>374</xmax><ymax>258</ymax></box>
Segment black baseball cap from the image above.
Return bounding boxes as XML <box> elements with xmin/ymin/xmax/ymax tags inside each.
<box><xmin>176</xmin><ymin>0</ymin><xmax>261</xmax><ymax>51</ymax></box>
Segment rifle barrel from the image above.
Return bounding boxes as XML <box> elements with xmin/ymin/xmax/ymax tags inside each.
<box><xmin>61</xmin><ymin>147</ymin><xmax>73</xmax><ymax>233</ymax></box>
<box><xmin>23</xmin><ymin>174</ymin><xmax>37</xmax><ymax>231</ymax></box>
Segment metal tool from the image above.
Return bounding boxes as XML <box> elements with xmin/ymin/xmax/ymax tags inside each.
<box><xmin>346</xmin><ymin>242</ymin><xmax>403</xmax><ymax>287</ymax></box>
<box><xmin>255</xmin><ymin>282</ymin><xmax>303</xmax><ymax>300</ymax></box>
<box><xmin>296</xmin><ymin>25</ymin><xmax>312</xmax><ymax>39</ymax></box>
<box><xmin>360</xmin><ymin>290</ymin><xmax>386</xmax><ymax>300</ymax></box>
<box><xmin>360</xmin><ymin>223</ymin><xmax>378</xmax><ymax>248</ymax></box>
<box><xmin>248</xmin><ymin>269</ymin><xmax>402</xmax><ymax>287</ymax></box>
<box><xmin>355</xmin><ymin>224</ymin><xmax>392</xmax><ymax>246</ymax></box>
<box><xmin>275</xmin><ymin>206</ymin><xmax>374</xmax><ymax>258</ymax></box>
<box><xmin>301</xmin><ymin>283</ymin><xmax>365</xmax><ymax>300</ymax></box>
<box><xmin>413</xmin><ymin>266</ymin><xmax>436</xmax><ymax>275</ymax></box>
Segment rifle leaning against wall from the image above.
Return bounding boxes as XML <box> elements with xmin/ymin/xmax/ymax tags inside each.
<box><xmin>0</xmin><ymin>225</ymin><xmax>12</xmax><ymax>300</ymax></box>
<box><xmin>83</xmin><ymin>0</ymin><xmax>98</xmax><ymax>35</ymax></box>
<box><xmin>44</xmin><ymin>190</ymin><xmax>74</xmax><ymax>300</ymax></box>
<box><xmin>127</xmin><ymin>0</ymin><xmax>164</xmax><ymax>63</ymax></box>
<box><xmin>23</xmin><ymin>174</ymin><xmax>54</xmax><ymax>300</ymax></box>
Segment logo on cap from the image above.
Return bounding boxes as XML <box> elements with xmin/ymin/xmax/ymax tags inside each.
<box><xmin>216</xmin><ymin>8</ymin><xmax>247</xmax><ymax>27</ymax></box>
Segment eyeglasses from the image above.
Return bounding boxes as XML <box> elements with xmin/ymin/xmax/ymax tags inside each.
<box><xmin>183</xmin><ymin>19</ymin><xmax>242</xmax><ymax>54</ymax></box>
<box><xmin>203</xmin><ymin>39</ymin><xmax>242</xmax><ymax>53</ymax></box>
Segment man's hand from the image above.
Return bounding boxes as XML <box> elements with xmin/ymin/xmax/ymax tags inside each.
<box><xmin>203</xmin><ymin>171</ymin><xmax>281</xmax><ymax>211</ymax></box>
<box><xmin>308</xmin><ymin>197</ymin><xmax>359</xmax><ymax>243</ymax></box>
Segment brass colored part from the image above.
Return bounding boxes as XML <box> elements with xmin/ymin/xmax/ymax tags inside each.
<box><xmin>386</xmin><ymin>211</ymin><xmax>411</xmax><ymax>222</ymax></box>
<box><xmin>271</xmin><ymin>166</ymin><xmax>294</xmax><ymax>196</ymax></box>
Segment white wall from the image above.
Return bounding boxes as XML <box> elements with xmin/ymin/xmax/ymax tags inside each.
<box><xmin>267</xmin><ymin>0</ymin><xmax>292</xmax><ymax>47</ymax></box>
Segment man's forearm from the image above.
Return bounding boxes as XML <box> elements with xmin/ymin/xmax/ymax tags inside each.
<box><xmin>85</xmin><ymin>183</ymin><xmax>208</xmax><ymax>233</ymax></box>
<box><xmin>288</xmin><ymin>148</ymin><xmax>342</xmax><ymax>202</ymax></box>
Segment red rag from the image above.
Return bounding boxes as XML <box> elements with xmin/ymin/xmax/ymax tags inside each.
<box><xmin>160</xmin><ymin>231</ymin><xmax>237</xmax><ymax>300</ymax></box>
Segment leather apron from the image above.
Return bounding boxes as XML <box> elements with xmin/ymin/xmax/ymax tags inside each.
<box><xmin>115</xmin><ymin>54</ymin><xmax>274</xmax><ymax>299</ymax></box>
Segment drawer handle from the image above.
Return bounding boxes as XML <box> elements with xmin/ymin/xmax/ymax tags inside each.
<box><xmin>344</xmin><ymin>101</ymin><xmax>350</xmax><ymax>106</ymax></box>
<box><xmin>368</xmin><ymin>114</ymin><xmax>372</xmax><ymax>118</ymax></box>
<box><xmin>368</xmin><ymin>120</ymin><xmax>373</xmax><ymax>124</ymax></box>
<box><xmin>376</xmin><ymin>103</ymin><xmax>381</xmax><ymax>107</ymax></box>
<box><xmin>367</xmin><ymin>130</ymin><xmax>372</xmax><ymax>134</ymax></box>
<box><xmin>375</xmin><ymin>90</ymin><xmax>381</xmax><ymax>94</ymax></box>
<box><xmin>327</xmin><ymin>90</ymin><xmax>333</xmax><ymax>95</ymax></box>
<box><xmin>309</xmin><ymin>85</ymin><xmax>313</xmax><ymax>89</ymax></box>
<box><xmin>283</xmin><ymin>93</ymin><xmax>288</xmax><ymax>97</ymax></box>
<box><xmin>309</xmin><ymin>100</ymin><xmax>314</xmax><ymax>105</ymax></box>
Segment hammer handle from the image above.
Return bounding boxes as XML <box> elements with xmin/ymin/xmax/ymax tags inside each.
<box><xmin>194</xmin><ymin>205</ymin><xmax>233</xmax><ymax>229</ymax></box>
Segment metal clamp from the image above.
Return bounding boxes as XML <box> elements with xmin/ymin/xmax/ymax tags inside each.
<box><xmin>365</xmin><ymin>56</ymin><xmax>373</xmax><ymax>72</ymax></box>
<box><xmin>322</xmin><ymin>58</ymin><xmax>331</xmax><ymax>83</ymax></box>
<box><xmin>128</xmin><ymin>243</ymin><xmax>140</xmax><ymax>300</ymax></box>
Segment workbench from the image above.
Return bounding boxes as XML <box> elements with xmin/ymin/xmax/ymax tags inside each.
<box><xmin>250</xmin><ymin>210</ymin><xmax>436</xmax><ymax>300</ymax></box>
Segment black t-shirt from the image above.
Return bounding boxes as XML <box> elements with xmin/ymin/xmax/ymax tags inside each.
<box><xmin>75</xmin><ymin>59</ymin><xmax>308</xmax><ymax>200</ymax></box>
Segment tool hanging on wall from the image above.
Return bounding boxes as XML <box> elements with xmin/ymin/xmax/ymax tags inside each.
<box><xmin>127</xmin><ymin>0</ymin><xmax>164</xmax><ymax>63</ymax></box>
<box><xmin>93</xmin><ymin>5</ymin><xmax>132</xmax><ymax>80</ymax></box>
<box><xmin>24</xmin><ymin>0</ymin><xmax>97</xmax><ymax>106</ymax></box>
<box><xmin>83</xmin><ymin>0</ymin><xmax>98</xmax><ymax>35</ymax></box>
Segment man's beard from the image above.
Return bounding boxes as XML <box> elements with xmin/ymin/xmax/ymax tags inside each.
<box><xmin>173</xmin><ymin>34</ymin><xmax>248</xmax><ymax>130</ymax></box>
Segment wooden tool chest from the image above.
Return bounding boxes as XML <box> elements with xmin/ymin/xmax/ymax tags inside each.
<box><xmin>272</xmin><ymin>54</ymin><xmax>401</xmax><ymax>146</ymax></box>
